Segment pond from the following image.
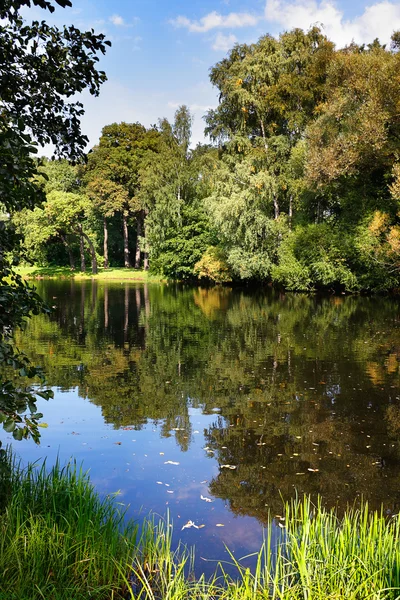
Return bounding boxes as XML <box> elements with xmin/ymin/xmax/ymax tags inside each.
<box><xmin>2</xmin><ymin>280</ymin><xmax>400</xmax><ymax>573</ymax></box>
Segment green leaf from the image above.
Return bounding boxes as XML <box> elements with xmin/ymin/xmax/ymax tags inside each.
<box><xmin>13</xmin><ymin>428</ymin><xmax>24</xmax><ymax>441</ymax></box>
<box><xmin>3</xmin><ymin>419</ymin><xmax>16</xmax><ymax>433</ymax></box>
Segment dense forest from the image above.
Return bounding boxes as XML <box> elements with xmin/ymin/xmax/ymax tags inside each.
<box><xmin>10</xmin><ymin>27</ymin><xmax>400</xmax><ymax>291</ymax></box>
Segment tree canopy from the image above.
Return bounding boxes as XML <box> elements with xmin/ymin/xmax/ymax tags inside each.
<box><xmin>0</xmin><ymin>0</ymin><xmax>109</xmax><ymax>445</ymax></box>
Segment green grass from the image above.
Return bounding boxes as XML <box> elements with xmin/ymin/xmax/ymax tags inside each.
<box><xmin>1</xmin><ymin>451</ymin><xmax>400</xmax><ymax>599</ymax></box>
<box><xmin>16</xmin><ymin>265</ymin><xmax>164</xmax><ymax>282</ymax></box>
<box><xmin>0</xmin><ymin>452</ymin><xmax>139</xmax><ymax>599</ymax></box>
<box><xmin>127</xmin><ymin>497</ymin><xmax>400</xmax><ymax>600</ymax></box>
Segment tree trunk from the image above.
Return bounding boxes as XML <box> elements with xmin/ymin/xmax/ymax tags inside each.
<box><xmin>103</xmin><ymin>217</ymin><xmax>109</xmax><ymax>269</ymax></box>
<box><xmin>143</xmin><ymin>214</ymin><xmax>149</xmax><ymax>270</ymax></box>
<box><xmin>134</xmin><ymin>213</ymin><xmax>142</xmax><ymax>269</ymax></box>
<box><xmin>273</xmin><ymin>194</ymin><xmax>280</xmax><ymax>220</ymax></box>
<box><xmin>79</xmin><ymin>232</ymin><xmax>86</xmax><ymax>272</ymax></box>
<box><xmin>77</xmin><ymin>225</ymin><xmax>98</xmax><ymax>275</ymax></box>
<box><xmin>260</xmin><ymin>119</ymin><xmax>268</xmax><ymax>152</ymax></box>
<box><xmin>289</xmin><ymin>195</ymin><xmax>293</xmax><ymax>230</ymax></box>
<box><xmin>82</xmin><ymin>232</ymin><xmax>98</xmax><ymax>275</ymax></box>
<box><xmin>60</xmin><ymin>234</ymin><xmax>75</xmax><ymax>270</ymax></box>
<box><xmin>123</xmin><ymin>212</ymin><xmax>131</xmax><ymax>268</ymax></box>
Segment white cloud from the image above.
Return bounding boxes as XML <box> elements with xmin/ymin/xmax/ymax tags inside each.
<box><xmin>212</xmin><ymin>32</ymin><xmax>238</xmax><ymax>51</ymax></box>
<box><xmin>110</xmin><ymin>14</ymin><xmax>125</xmax><ymax>26</ymax></box>
<box><xmin>170</xmin><ymin>10</ymin><xmax>259</xmax><ymax>33</ymax></box>
<box><xmin>264</xmin><ymin>0</ymin><xmax>400</xmax><ymax>47</ymax></box>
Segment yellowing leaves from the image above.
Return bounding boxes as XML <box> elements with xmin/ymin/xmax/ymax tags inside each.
<box><xmin>368</xmin><ymin>211</ymin><xmax>389</xmax><ymax>235</ymax></box>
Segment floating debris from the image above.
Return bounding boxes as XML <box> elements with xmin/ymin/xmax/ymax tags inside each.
<box><xmin>182</xmin><ymin>521</ymin><xmax>199</xmax><ymax>530</ymax></box>
<box><xmin>156</xmin><ymin>481</ymin><xmax>163</xmax><ymax>485</ymax></box>
<box><xmin>200</xmin><ymin>495</ymin><xmax>213</xmax><ymax>502</ymax></box>
<box><xmin>308</xmin><ymin>468</ymin><xmax>319</xmax><ymax>472</ymax></box>
<box><xmin>164</xmin><ymin>461</ymin><xmax>180</xmax><ymax>465</ymax></box>
<box><xmin>221</xmin><ymin>465</ymin><xmax>237</xmax><ymax>470</ymax></box>
<box><xmin>216</xmin><ymin>523</ymin><xmax>225</xmax><ymax>527</ymax></box>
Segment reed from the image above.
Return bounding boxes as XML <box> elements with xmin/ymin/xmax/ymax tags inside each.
<box><xmin>1</xmin><ymin>452</ymin><xmax>400</xmax><ymax>599</ymax></box>
<box><xmin>125</xmin><ymin>496</ymin><xmax>400</xmax><ymax>600</ymax></box>
<box><xmin>0</xmin><ymin>454</ymin><xmax>138</xmax><ymax>599</ymax></box>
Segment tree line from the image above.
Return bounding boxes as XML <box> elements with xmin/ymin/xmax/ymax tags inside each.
<box><xmin>10</xmin><ymin>27</ymin><xmax>400</xmax><ymax>291</ymax></box>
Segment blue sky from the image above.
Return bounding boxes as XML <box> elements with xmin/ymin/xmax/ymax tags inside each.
<box><xmin>23</xmin><ymin>0</ymin><xmax>400</xmax><ymax>149</ymax></box>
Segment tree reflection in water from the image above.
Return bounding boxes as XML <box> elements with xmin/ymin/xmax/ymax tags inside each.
<box><xmin>14</xmin><ymin>280</ymin><xmax>400</xmax><ymax>519</ymax></box>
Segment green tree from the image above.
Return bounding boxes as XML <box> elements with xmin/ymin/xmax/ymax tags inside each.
<box><xmin>84</xmin><ymin>122</ymin><xmax>160</xmax><ymax>269</ymax></box>
<box><xmin>0</xmin><ymin>0</ymin><xmax>109</xmax><ymax>445</ymax></box>
<box><xmin>140</xmin><ymin>107</ymin><xmax>212</xmax><ymax>278</ymax></box>
<box><xmin>203</xmin><ymin>28</ymin><xmax>334</xmax><ymax>281</ymax></box>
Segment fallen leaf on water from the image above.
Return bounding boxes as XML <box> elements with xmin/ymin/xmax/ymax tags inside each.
<box><xmin>200</xmin><ymin>495</ymin><xmax>213</xmax><ymax>503</ymax></box>
<box><xmin>164</xmin><ymin>461</ymin><xmax>180</xmax><ymax>465</ymax></box>
<box><xmin>182</xmin><ymin>520</ymin><xmax>199</xmax><ymax>530</ymax></box>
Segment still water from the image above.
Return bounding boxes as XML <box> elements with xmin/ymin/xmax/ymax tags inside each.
<box><xmin>3</xmin><ymin>281</ymin><xmax>400</xmax><ymax>570</ymax></box>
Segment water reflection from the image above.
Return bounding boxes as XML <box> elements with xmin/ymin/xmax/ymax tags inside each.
<box><xmin>11</xmin><ymin>281</ymin><xmax>400</xmax><ymax>523</ymax></box>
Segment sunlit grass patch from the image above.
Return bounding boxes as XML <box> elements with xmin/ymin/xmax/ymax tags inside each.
<box><xmin>16</xmin><ymin>265</ymin><xmax>164</xmax><ymax>282</ymax></box>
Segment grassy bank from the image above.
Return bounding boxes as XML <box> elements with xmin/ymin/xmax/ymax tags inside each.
<box><xmin>1</xmin><ymin>452</ymin><xmax>400</xmax><ymax>599</ymax></box>
<box><xmin>16</xmin><ymin>265</ymin><xmax>164</xmax><ymax>282</ymax></box>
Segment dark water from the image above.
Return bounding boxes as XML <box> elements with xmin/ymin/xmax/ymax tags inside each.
<box><xmin>2</xmin><ymin>280</ymin><xmax>400</xmax><ymax>571</ymax></box>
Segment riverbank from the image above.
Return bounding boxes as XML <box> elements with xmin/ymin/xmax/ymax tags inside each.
<box><xmin>17</xmin><ymin>265</ymin><xmax>164</xmax><ymax>283</ymax></box>
<box><xmin>1</xmin><ymin>451</ymin><xmax>400</xmax><ymax>599</ymax></box>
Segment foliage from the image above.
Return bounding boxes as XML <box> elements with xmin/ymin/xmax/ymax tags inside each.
<box><xmin>7</xmin><ymin>24</ymin><xmax>400</xmax><ymax>297</ymax></box>
<box><xmin>140</xmin><ymin>108</ymin><xmax>212</xmax><ymax>278</ymax></box>
<box><xmin>0</xmin><ymin>0</ymin><xmax>109</xmax><ymax>446</ymax></box>
<box><xmin>194</xmin><ymin>246</ymin><xmax>233</xmax><ymax>283</ymax></box>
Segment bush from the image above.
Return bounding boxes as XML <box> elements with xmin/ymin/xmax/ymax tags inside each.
<box><xmin>194</xmin><ymin>246</ymin><xmax>233</xmax><ymax>283</ymax></box>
